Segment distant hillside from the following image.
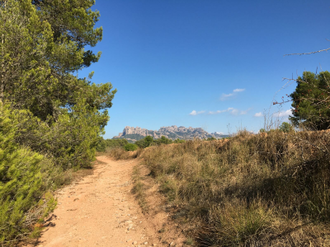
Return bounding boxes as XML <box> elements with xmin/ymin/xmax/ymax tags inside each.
<box><xmin>113</xmin><ymin>126</ymin><xmax>229</xmax><ymax>142</ymax></box>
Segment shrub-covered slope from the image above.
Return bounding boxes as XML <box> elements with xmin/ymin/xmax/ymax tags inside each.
<box><xmin>0</xmin><ymin>0</ymin><xmax>115</xmax><ymax>244</ymax></box>
<box><xmin>141</xmin><ymin>130</ymin><xmax>330</xmax><ymax>246</ymax></box>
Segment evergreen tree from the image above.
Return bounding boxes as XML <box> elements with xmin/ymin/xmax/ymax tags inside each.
<box><xmin>279</xmin><ymin>122</ymin><xmax>293</xmax><ymax>133</ymax></box>
<box><xmin>0</xmin><ymin>0</ymin><xmax>115</xmax><ymax>242</ymax></box>
<box><xmin>0</xmin><ymin>0</ymin><xmax>116</xmax><ymax>122</ymax></box>
<box><xmin>0</xmin><ymin>0</ymin><xmax>115</xmax><ymax>167</ymax></box>
<box><xmin>290</xmin><ymin>71</ymin><xmax>330</xmax><ymax>130</ymax></box>
<box><xmin>32</xmin><ymin>0</ymin><xmax>103</xmax><ymax>69</ymax></box>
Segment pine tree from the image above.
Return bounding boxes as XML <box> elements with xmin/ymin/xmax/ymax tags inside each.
<box><xmin>290</xmin><ymin>71</ymin><xmax>330</xmax><ymax>130</ymax></box>
<box><xmin>0</xmin><ymin>102</ymin><xmax>51</xmax><ymax>243</ymax></box>
<box><xmin>0</xmin><ymin>0</ymin><xmax>115</xmax><ymax>168</ymax></box>
<box><xmin>0</xmin><ymin>0</ymin><xmax>116</xmax><ymax>123</ymax></box>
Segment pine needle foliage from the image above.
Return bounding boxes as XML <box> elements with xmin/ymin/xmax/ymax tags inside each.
<box><xmin>0</xmin><ymin>0</ymin><xmax>115</xmax><ymax>244</ymax></box>
<box><xmin>0</xmin><ymin>103</ymin><xmax>56</xmax><ymax>244</ymax></box>
<box><xmin>290</xmin><ymin>71</ymin><xmax>330</xmax><ymax>130</ymax></box>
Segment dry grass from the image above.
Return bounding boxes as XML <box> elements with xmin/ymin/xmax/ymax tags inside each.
<box><xmin>131</xmin><ymin>165</ymin><xmax>149</xmax><ymax>213</ymax></box>
<box><xmin>106</xmin><ymin>147</ymin><xmax>144</xmax><ymax>160</ymax></box>
<box><xmin>139</xmin><ymin>130</ymin><xmax>330</xmax><ymax>246</ymax></box>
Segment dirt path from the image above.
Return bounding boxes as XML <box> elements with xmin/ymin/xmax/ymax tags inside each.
<box><xmin>35</xmin><ymin>156</ymin><xmax>178</xmax><ymax>247</ymax></box>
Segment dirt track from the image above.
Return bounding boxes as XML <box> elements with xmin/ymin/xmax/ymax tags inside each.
<box><xmin>34</xmin><ymin>156</ymin><xmax>183</xmax><ymax>247</ymax></box>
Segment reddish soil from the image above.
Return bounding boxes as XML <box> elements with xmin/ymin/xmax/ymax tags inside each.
<box><xmin>32</xmin><ymin>156</ymin><xmax>185</xmax><ymax>247</ymax></box>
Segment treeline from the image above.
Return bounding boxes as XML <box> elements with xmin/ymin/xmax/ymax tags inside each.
<box><xmin>97</xmin><ymin>136</ymin><xmax>224</xmax><ymax>153</ymax></box>
<box><xmin>0</xmin><ymin>0</ymin><xmax>115</xmax><ymax>244</ymax></box>
<box><xmin>97</xmin><ymin>136</ymin><xmax>186</xmax><ymax>153</ymax></box>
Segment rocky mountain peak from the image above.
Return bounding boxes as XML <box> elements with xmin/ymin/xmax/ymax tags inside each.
<box><xmin>114</xmin><ymin>126</ymin><xmax>228</xmax><ymax>142</ymax></box>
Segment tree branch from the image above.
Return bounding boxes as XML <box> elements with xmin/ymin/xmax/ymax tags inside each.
<box><xmin>284</xmin><ymin>47</ymin><xmax>330</xmax><ymax>57</ymax></box>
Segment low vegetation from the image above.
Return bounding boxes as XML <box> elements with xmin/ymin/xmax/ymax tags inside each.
<box><xmin>131</xmin><ymin>165</ymin><xmax>149</xmax><ymax>213</ymax></box>
<box><xmin>96</xmin><ymin>138</ymin><xmax>129</xmax><ymax>152</ymax></box>
<box><xmin>0</xmin><ymin>0</ymin><xmax>115</xmax><ymax>245</ymax></box>
<box><xmin>138</xmin><ymin>130</ymin><xmax>330</xmax><ymax>246</ymax></box>
<box><xmin>124</xmin><ymin>143</ymin><xmax>139</xmax><ymax>151</ymax></box>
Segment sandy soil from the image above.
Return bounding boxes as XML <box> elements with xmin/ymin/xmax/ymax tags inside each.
<box><xmin>33</xmin><ymin>156</ymin><xmax>185</xmax><ymax>247</ymax></box>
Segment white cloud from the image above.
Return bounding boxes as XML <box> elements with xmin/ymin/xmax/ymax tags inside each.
<box><xmin>207</xmin><ymin>107</ymin><xmax>249</xmax><ymax>115</ymax></box>
<box><xmin>240</xmin><ymin>108</ymin><xmax>252</xmax><ymax>115</ymax></box>
<box><xmin>208</xmin><ymin>109</ymin><xmax>229</xmax><ymax>115</ymax></box>
<box><xmin>189</xmin><ymin>110</ymin><xmax>205</xmax><ymax>116</ymax></box>
<box><xmin>191</xmin><ymin>107</ymin><xmax>251</xmax><ymax>116</ymax></box>
<box><xmin>220</xmin><ymin>93</ymin><xmax>234</xmax><ymax>101</ymax></box>
<box><xmin>273</xmin><ymin>109</ymin><xmax>292</xmax><ymax>118</ymax></box>
<box><xmin>230</xmin><ymin>108</ymin><xmax>239</xmax><ymax>115</ymax></box>
<box><xmin>254</xmin><ymin>112</ymin><xmax>263</xmax><ymax>117</ymax></box>
<box><xmin>233</xmin><ymin>88</ymin><xmax>245</xmax><ymax>93</ymax></box>
<box><xmin>220</xmin><ymin>88</ymin><xmax>245</xmax><ymax>101</ymax></box>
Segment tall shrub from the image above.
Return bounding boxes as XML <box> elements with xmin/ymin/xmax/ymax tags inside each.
<box><xmin>0</xmin><ymin>103</ymin><xmax>53</xmax><ymax>243</ymax></box>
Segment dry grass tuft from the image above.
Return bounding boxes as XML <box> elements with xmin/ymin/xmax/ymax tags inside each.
<box><xmin>131</xmin><ymin>165</ymin><xmax>149</xmax><ymax>213</ymax></box>
<box><xmin>106</xmin><ymin>147</ymin><xmax>144</xmax><ymax>160</ymax></box>
<box><xmin>140</xmin><ymin>130</ymin><xmax>330</xmax><ymax>246</ymax></box>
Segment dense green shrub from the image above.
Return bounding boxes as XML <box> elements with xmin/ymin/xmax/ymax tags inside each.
<box><xmin>124</xmin><ymin>143</ymin><xmax>138</xmax><ymax>151</ymax></box>
<box><xmin>135</xmin><ymin>136</ymin><xmax>154</xmax><ymax>148</ymax></box>
<box><xmin>0</xmin><ymin>103</ymin><xmax>56</xmax><ymax>244</ymax></box>
<box><xmin>14</xmin><ymin>98</ymin><xmax>101</xmax><ymax>170</ymax></box>
<box><xmin>154</xmin><ymin>136</ymin><xmax>173</xmax><ymax>145</ymax></box>
<box><xmin>0</xmin><ymin>0</ymin><xmax>115</xmax><ymax>244</ymax></box>
<box><xmin>279</xmin><ymin>122</ymin><xmax>294</xmax><ymax>132</ymax></box>
<box><xmin>135</xmin><ymin>136</ymin><xmax>183</xmax><ymax>148</ymax></box>
<box><xmin>96</xmin><ymin>138</ymin><xmax>128</xmax><ymax>152</ymax></box>
<box><xmin>206</xmin><ymin>136</ymin><xmax>216</xmax><ymax>141</ymax></box>
<box><xmin>174</xmin><ymin>138</ymin><xmax>185</xmax><ymax>143</ymax></box>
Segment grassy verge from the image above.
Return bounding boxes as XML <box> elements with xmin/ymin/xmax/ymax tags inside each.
<box><xmin>107</xmin><ymin>146</ymin><xmax>143</xmax><ymax>160</ymax></box>
<box><xmin>140</xmin><ymin>130</ymin><xmax>330</xmax><ymax>246</ymax></box>
<box><xmin>131</xmin><ymin>165</ymin><xmax>149</xmax><ymax>213</ymax></box>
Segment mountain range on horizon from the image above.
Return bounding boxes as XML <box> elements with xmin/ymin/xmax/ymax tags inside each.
<box><xmin>113</xmin><ymin>125</ymin><xmax>229</xmax><ymax>143</ymax></box>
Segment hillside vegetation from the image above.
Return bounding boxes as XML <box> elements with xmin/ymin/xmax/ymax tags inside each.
<box><xmin>0</xmin><ymin>1</ymin><xmax>115</xmax><ymax>245</ymax></box>
<box><xmin>127</xmin><ymin>130</ymin><xmax>330</xmax><ymax>246</ymax></box>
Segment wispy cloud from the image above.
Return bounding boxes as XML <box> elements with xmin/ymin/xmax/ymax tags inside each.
<box><xmin>254</xmin><ymin>112</ymin><xmax>263</xmax><ymax>117</ymax></box>
<box><xmin>233</xmin><ymin>88</ymin><xmax>245</xmax><ymax>93</ymax></box>
<box><xmin>189</xmin><ymin>110</ymin><xmax>205</xmax><ymax>116</ymax></box>
<box><xmin>208</xmin><ymin>109</ymin><xmax>230</xmax><ymax>115</ymax></box>
<box><xmin>220</xmin><ymin>93</ymin><xmax>234</xmax><ymax>101</ymax></box>
<box><xmin>240</xmin><ymin>108</ymin><xmax>252</xmax><ymax>115</ymax></box>
<box><xmin>273</xmin><ymin>109</ymin><xmax>292</xmax><ymax>118</ymax></box>
<box><xmin>190</xmin><ymin>107</ymin><xmax>251</xmax><ymax>116</ymax></box>
<box><xmin>207</xmin><ymin>107</ymin><xmax>250</xmax><ymax>116</ymax></box>
<box><xmin>230</xmin><ymin>108</ymin><xmax>239</xmax><ymax>115</ymax></box>
<box><xmin>220</xmin><ymin>88</ymin><xmax>245</xmax><ymax>101</ymax></box>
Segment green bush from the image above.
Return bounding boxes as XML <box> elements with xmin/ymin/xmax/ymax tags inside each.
<box><xmin>207</xmin><ymin>136</ymin><xmax>216</xmax><ymax>141</ymax></box>
<box><xmin>15</xmin><ymin>98</ymin><xmax>101</xmax><ymax>170</ymax></box>
<box><xmin>0</xmin><ymin>0</ymin><xmax>115</xmax><ymax>244</ymax></box>
<box><xmin>0</xmin><ymin>103</ymin><xmax>56</xmax><ymax>244</ymax></box>
<box><xmin>154</xmin><ymin>136</ymin><xmax>173</xmax><ymax>145</ymax></box>
<box><xmin>124</xmin><ymin>143</ymin><xmax>138</xmax><ymax>151</ymax></box>
<box><xmin>135</xmin><ymin>136</ymin><xmax>154</xmax><ymax>148</ymax></box>
<box><xmin>96</xmin><ymin>138</ymin><xmax>128</xmax><ymax>152</ymax></box>
<box><xmin>279</xmin><ymin>122</ymin><xmax>293</xmax><ymax>133</ymax></box>
<box><xmin>174</xmin><ymin>138</ymin><xmax>185</xmax><ymax>143</ymax></box>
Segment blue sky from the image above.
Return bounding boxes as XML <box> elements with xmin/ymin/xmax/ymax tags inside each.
<box><xmin>79</xmin><ymin>0</ymin><xmax>330</xmax><ymax>138</ymax></box>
